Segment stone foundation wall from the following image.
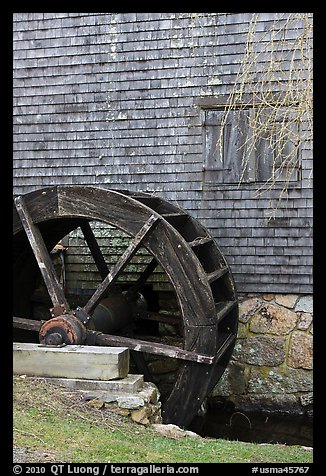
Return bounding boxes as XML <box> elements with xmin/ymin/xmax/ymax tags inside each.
<box><xmin>133</xmin><ymin>291</ymin><xmax>313</xmax><ymax>418</ymax></box>
<box><xmin>210</xmin><ymin>293</ymin><xmax>313</xmax><ymax>417</ymax></box>
<box><xmin>98</xmin><ymin>382</ymin><xmax>163</xmax><ymax>426</ymax></box>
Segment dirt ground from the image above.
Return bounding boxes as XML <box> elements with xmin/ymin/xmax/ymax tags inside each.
<box><xmin>13</xmin><ymin>446</ymin><xmax>60</xmax><ymax>463</ymax></box>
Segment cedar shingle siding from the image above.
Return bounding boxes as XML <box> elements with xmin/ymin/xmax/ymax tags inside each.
<box><xmin>13</xmin><ymin>13</ymin><xmax>313</xmax><ymax>294</ymax></box>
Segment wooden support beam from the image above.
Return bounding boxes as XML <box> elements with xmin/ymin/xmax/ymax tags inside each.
<box><xmin>215</xmin><ymin>334</ymin><xmax>236</xmax><ymax>361</ymax></box>
<box><xmin>13</xmin><ymin>316</ymin><xmax>214</xmax><ymax>364</ymax></box>
<box><xmin>13</xmin><ymin>316</ymin><xmax>41</xmax><ymax>332</ymax></box>
<box><xmin>14</xmin><ymin>196</ymin><xmax>69</xmax><ymax>311</ymax></box>
<box><xmin>94</xmin><ymin>332</ymin><xmax>214</xmax><ymax>364</ymax></box>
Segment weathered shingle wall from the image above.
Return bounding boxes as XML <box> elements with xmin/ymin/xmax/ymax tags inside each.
<box><xmin>13</xmin><ymin>13</ymin><xmax>313</xmax><ymax>293</ymax></box>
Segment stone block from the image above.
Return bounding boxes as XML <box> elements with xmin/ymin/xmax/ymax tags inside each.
<box><xmin>297</xmin><ymin>313</ymin><xmax>313</xmax><ymax>330</ymax></box>
<box><xmin>151</xmin><ymin>424</ymin><xmax>201</xmax><ymax>439</ymax></box>
<box><xmin>262</xmin><ymin>294</ymin><xmax>274</xmax><ymax>301</ymax></box>
<box><xmin>294</xmin><ymin>296</ymin><xmax>313</xmax><ymax>313</ymax></box>
<box><xmin>233</xmin><ymin>336</ymin><xmax>286</xmax><ymax>366</ymax></box>
<box><xmin>131</xmin><ymin>407</ymin><xmax>150</xmax><ymax>425</ymax></box>
<box><xmin>117</xmin><ymin>395</ymin><xmax>145</xmax><ymax>409</ymax></box>
<box><xmin>230</xmin><ymin>393</ymin><xmax>302</xmax><ymax>415</ymax></box>
<box><xmin>275</xmin><ymin>294</ymin><xmax>299</xmax><ymax>309</ymax></box>
<box><xmin>211</xmin><ymin>361</ymin><xmax>247</xmax><ymax>397</ymax></box>
<box><xmin>13</xmin><ymin>343</ymin><xmax>129</xmax><ymax>380</ymax></box>
<box><xmin>299</xmin><ymin>393</ymin><xmax>313</xmax><ymax>407</ymax></box>
<box><xmin>81</xmin><ymin>381</ymin><xmax>160</xmax><ymax>408</ymax></box>
<box><xmin>248</xmin><ymin>368</ymin><xmax>313</xmax><ymax>394</ymax></box>
<box><xmin>288</xmin><ymin>332</ymin><xmax>313</xmax><ymax>369</ymax></box>
<box><xmin>139</xmin><ymin>382</ymin><xmax>161</xmax><ymax>404</ymax></box>
<box><xmin>239</xmin><ymin>298</ymin><xmax>263</xmax><ymax>323</ymax></box>
<box><xmin>249</xmin><ymin>303</ymin><xmax>297</xmax><ymax>335</ymax></box>
<box><xmin>237</xmin><ymin>322</ymin><xmax>248</xmax><ymax>339</ymax></box>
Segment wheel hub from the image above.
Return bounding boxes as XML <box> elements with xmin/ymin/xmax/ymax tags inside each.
<box><xmin>39</xmin><ymin>314</ymin><xmax>87</xmax><ymax>345</ymax></box>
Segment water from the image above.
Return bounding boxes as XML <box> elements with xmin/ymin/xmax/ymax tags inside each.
<box><xmin>189</xmin><ymin>410</ymin><xmax>313</xmax><ymax>446</ymax></box>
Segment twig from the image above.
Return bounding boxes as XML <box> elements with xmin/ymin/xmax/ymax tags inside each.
<box><xmin>215</xmin><ymin>13</ymin><xmax>312</xmax><ymax>215</ymax></box>
<box><xmin>229</xmin><ymin>411</ymin><xmax>252</xmax><ymax>430</ymax></box>
<box><xmin>14</xmin><ymin>428</ymin><xmax>47</xmax><ymax>445</ymax></box>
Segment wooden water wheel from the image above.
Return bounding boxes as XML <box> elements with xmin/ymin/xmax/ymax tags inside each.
<box><xmin>13</xmin><ymin>185</ymin><xmax>238</xmax><ymax>428</ymax></box>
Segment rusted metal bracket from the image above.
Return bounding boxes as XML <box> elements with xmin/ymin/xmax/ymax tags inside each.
<box><xmin>74</xmin><ymin>306</ymin><xmax>92</xmax><ymax>326</ymax></box>
<box><xmin>50</xmin><ymin>304</ymin><xmax>68</xmax><ymax>318</ymax></box>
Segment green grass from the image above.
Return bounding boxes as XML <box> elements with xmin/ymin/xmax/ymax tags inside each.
<box><xmin>13</xmin><ymin>376</ymin><xmax>313</xmax><ymax>464</ymax></box>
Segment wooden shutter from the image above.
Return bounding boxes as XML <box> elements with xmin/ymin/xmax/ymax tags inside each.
<box><xmin>203</xmin><ymin>107</ymin><xmax>301</xmax><ymax>185</ymax></box>
<box><xmin>253</xmin><ymin>108</ymin><xmax>301</xmax><ymax>183</ymax></box>
<box><xmin>203</xmin><ymin>109</ymin><xmax>250</xmax><ymax>184</ymax></box>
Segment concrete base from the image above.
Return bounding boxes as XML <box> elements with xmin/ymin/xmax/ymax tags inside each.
<box><xmin>45</xmin><ymin>374</ymin><xmax>144</xmax><ymax>393</ymax></box>
<box><xmin>14</xmin><ymin>341</ymin><xmax>162</xmax><ymax>425</ymax></box>
<box><xmin>13</xmin><ymin>343</ymin><xmax>129</xmax><ymax>380</ymax></box>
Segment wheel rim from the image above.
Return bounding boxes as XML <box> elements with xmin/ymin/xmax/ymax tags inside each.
<box><xmin>13</xmin><ymin>185</ymin><xmax>238</xmax><ymax>427</ymax></box>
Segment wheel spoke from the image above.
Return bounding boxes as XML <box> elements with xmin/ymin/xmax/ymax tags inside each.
<box><xmin>125</xmin><ymin>257</ymin><xmax>158</xmax><ymax>300</ymax></box>
<box><xmin>80</xmin><ymin>221</ymin><xmax>109</xmax><ymax>280</ymax></box>
<box><xmin>14</xmin><ymin>196</ymin><xmax>69</xmax><ymax>311</ymax></box>
<box><xmin>13</xmin><ymin>316</ymin><xmax>40</xmax><ymax>332</ymax></box>
<box><xmin>83</xmin><ymin>214</ymin><xmax>160</xmax><ymax>315</ymax></box>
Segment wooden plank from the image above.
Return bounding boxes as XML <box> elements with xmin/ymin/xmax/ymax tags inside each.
<box><xmin>161</xmin><ymin>213</ymin><xmax>189</xmax><ymax>219</ymax></box>
<box><xmin>83</xmin><ymin>214</ymin><xmax>160</xmax><ymax>315</ymax></box>
<box><xmin>188</xmin><ymin>236</ymin><xmax>213</xmax><ymax>248</ymax></box>
<box><xmin>14</xmin><ymin>196</ymin><xmax>69</xmax><ymax>310</ymax></box>
<box><xmin>161</xmin><ymin>212</ymin><xmax>190</xmax><ymax>226</ymax></box>
<box><xmin>207</xmin><ymin>267</ymin><xmax>228</xmax><ymax>283</ymax></box>
<box><xmin>13</xmin><ymin>187</ymin><xmax>59</xmax><ymax>235</ymax></box>
<box><xmin>215</xmin><ymin>300</ymin><xmax>238</xmax><ymax>323</ymax></box>
<box><xmin>57</xmin><ymin>186</ymin><xmax>152</xmax><ymax>238</ymax></box>
<box><xmin>129</xmin><ymin>195</ymin><xmax>161</xmax><ymax>208</ymax></box>
<box><xmin>80</xmin><ymin>221</ymin><xmax>110</xmax><ymax>280</ymax></box>
<box><xmin>215</xmin><ymin>333</ymin><xmax>236</xmax><ymax>361</ymax></box>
